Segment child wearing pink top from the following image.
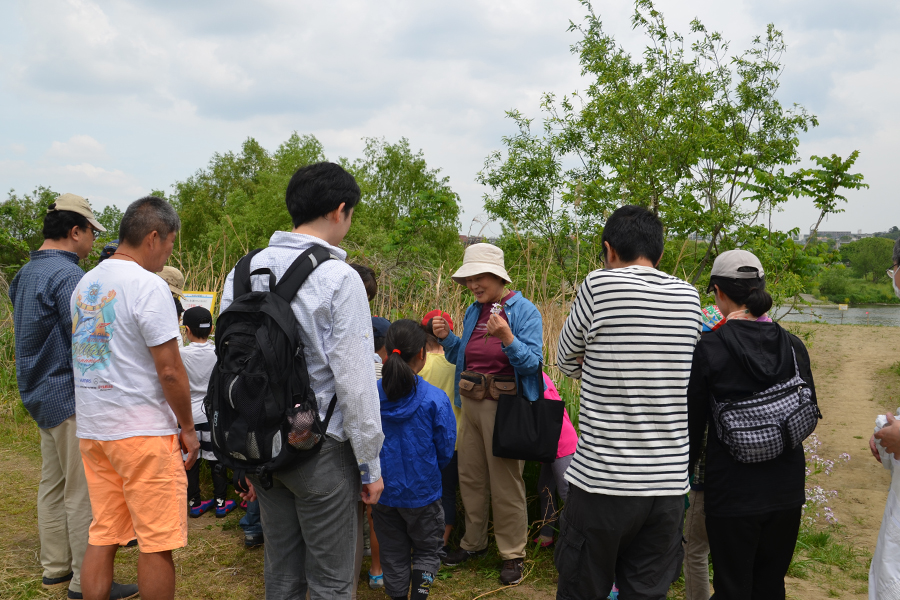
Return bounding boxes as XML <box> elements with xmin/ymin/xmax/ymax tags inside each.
<box><xmin>535</xmin><ymin>372</ymin><xmax>579</xmax><ymax>546</ymax></box>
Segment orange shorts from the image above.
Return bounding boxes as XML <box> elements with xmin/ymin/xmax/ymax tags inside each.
<box><xmin>80</xmin><ymin>435</ymin><xmax>188</xmax><ymax>553</ymax></box>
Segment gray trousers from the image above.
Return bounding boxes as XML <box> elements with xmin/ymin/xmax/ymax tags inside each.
<box><xmin>371</xmin><ymin>501</ymin><xmax>444</xmax><ymax>598</ymax></box>
<box><xmin>538</xmin><ymin>453</ymin><xmax>573</xmax><ymax>539</ymax></box>
<box><xmin>682</xmin><ymin>489</ymin><xmax>710</xmax><ymax>600</ymax></box>
<box><xmin>250</xmin><ymin>439</ymin><xmax>360</xmax><ymax>600</ymax></box>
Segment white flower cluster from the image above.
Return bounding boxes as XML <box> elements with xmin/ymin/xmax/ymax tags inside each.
<box><xmin>490</xmin><ymin>303</ymin><xmax>503</xmax><ymax>316</ymax></box>
<box><xmin>801</xmin><ymin>433</ymin><xmax>850</xmax><ymax>525</ymax></box>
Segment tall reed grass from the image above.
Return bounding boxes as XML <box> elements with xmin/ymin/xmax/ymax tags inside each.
<box><xmin>171</xmin><ymin>241</ymin><xmax>585</xmax><ymax>424</ymax></box>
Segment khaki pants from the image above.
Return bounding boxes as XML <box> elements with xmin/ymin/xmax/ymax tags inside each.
<box><xmin>458</xmin><ymin>397</ymin><xmax>527</xmax><ymax>560</ymax></box>
<box><xmin>683</xmin><ymin>489</ymin><xmax>710</xmax><ymax>600</ymax></box>
<box><xmin>38</xmin><ymin>416</ymin><xmax>91</xmax><ymax>593</ymax></box>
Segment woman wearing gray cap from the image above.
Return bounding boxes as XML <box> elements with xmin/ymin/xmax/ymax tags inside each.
<box><xmin>431</xmin><ymin>243</ymin><xmax>543</xmax><ymax>586</ymax></box>
<box><xmin>686</xmin><ymin>249</ymin><xmax>818</xmax><ymax>599</ymax></box>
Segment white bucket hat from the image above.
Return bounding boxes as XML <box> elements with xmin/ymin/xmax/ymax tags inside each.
<box><xmin>451</xmin><ymin>243</ymin><xmax>511</xmax><ymax>285</ymax></box>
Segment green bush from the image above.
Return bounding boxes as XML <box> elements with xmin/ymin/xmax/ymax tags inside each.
<box><xmin>818</xmin><ymin>267</ymin><xmax>850</xmax><ymax>300</ymax></box>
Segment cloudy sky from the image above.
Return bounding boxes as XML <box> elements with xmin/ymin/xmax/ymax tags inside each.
<box><xmin>0</xmin><ymin>0</ymin><xmax>896</xmax><ymax>236</ymax></box>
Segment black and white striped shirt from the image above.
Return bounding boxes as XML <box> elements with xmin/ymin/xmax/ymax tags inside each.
<box><xmin>558</xmin><ymin>266</ymin><xmax>701</xmax><ymax>496</ymax></box>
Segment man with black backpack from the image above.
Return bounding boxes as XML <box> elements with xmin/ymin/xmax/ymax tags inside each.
<box><xmin>218</xmin><ymin>162</ymin><xmax>384</xmax><ymax>599</ymax></box>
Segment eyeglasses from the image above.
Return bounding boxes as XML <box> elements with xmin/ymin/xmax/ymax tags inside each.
<box><xmin>87</xmin><ymin>226</ymin><xmax>101</xmax><ymax>240</ymax></box>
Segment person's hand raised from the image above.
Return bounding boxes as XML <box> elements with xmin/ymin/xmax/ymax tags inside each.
<box><xmin>486</xmin><ymin>314</ymin><xmax>514</xmax><ymax>346</ymax></box>
<box><xmin>432</xmin><ymin>316</ymin><xmax>450</xmax><ymax>340</ymax></box>
<box><xmin>875</xmin><ymin>413</ymin><xmax>900</xmax><ymax>456</ymax></box>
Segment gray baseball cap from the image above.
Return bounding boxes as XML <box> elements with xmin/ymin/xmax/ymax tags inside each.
<box><xmin>707</xmin><ymin>250</ymin><xmax>764</xmax><ymax>292</ymax></box>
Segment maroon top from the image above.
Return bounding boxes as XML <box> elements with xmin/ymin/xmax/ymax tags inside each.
<box><xmin>464</xmin><ymin>291</ymin><xmax>516</xmax><ymax>376</ymax></box>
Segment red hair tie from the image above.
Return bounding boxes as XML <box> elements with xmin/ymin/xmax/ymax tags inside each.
<box><xmin>392</xmin><ymin>349</ymin><xmax>401</xmax><ymax>355</ymax></box>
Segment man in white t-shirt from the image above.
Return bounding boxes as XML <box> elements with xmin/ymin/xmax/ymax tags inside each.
<box><xmin>72</xmin><ymin>196</ymin><xmax>199</xmax><ymax>600</ymax></box>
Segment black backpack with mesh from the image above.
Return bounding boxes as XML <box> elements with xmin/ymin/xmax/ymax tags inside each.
<box><xmin>205</xmin><ymin>246</ymin><xmax>337</xmax><ymax>490</ymax></box>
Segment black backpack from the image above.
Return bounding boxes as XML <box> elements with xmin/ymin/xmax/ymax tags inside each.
<box><xmin>205</xmin><ymin>246</ymin><xmax>338</xmax><ymax>490</ymax></box>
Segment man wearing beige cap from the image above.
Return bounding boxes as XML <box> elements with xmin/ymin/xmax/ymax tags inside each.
<box><xmin>9</xmin><ymin>194</ymin><xmax>138</xmax><ymax>599</ymax></box>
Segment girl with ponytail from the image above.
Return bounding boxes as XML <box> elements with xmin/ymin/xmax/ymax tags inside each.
<box><xmin>372</xmin><ymin>319</ymin><xmax>457</xmax><ymax>600</ymax></box>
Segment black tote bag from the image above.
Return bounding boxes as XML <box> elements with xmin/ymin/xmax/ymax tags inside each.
<box><xmin>492</xmin><ymin>371</ymin><xmax>565</xmax><ymax>463</ymax></box>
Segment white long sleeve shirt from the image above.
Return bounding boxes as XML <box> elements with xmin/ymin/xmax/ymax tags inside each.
<box><xmin>220</xmin><ymin>231</ymin><xmax>384</xmax><ymax>483</ymax></box>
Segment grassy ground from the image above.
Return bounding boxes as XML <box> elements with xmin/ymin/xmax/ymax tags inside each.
<box><xmin>0</xmin><ymin>319</ymin><xmax>894</xmax><ymax>599</ymax></box>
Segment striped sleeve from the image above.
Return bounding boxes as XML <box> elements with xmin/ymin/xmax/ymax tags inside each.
<box><xmin>562</xmin><ymin>266</ymin><xmax>702</xmax><ymax>497</ymax></box>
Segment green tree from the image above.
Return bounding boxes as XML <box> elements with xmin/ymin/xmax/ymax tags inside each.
<box><xmin>478</xmin><ymin>0</ymin><xmax>861</xmax><ymax>299</ymax></box>
<box><xmin>347</xmin><ymin>137</ymin><xmax>462</xmax><ymax>264</ymax></box>
<box><xmin>798</xmin><ymin>151</ymin><xmax>868</xmax><ymax>249</ymax></box>
<box><xmin>95</xmin><ymin>205</ymin><xmax>123</xmax><ymax>241</ymax></box>
<box><xmin>818</xmin><ymin>266</ymin><xmax>850</xmax><ymax>300</ymax></box>
<box><xmin>876</xmin><ymin>226</ymin><xmax>900</xmax><ymax>241</ymax></box>
<box><xmin>172</xmin><ymin>133</ymin><xmax>326</xmax><ymax>267</ymax></box>
<box><xmin>0</xmin><ymin>187</ymin><xmax>56</xmax><ymax>277</ymax></box>
<box><xmin>841</xmin><ymin>237</ymin><xmax>896</xmax><ymax>282</ymax></box>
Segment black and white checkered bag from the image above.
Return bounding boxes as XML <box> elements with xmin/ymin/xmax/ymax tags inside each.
<box><xmin>712</xmin><ymin>349</ymin><xmax>822</xmax><ymax>463</ymax></box>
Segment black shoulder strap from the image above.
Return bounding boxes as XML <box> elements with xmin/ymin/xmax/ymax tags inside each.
<box><xmin>233</xmin><ymin>248</ymin><xmax>265</xmax><ymax>298</ymax></box>
<box><xmin>275</xmin><ymin>245</ymin><xmax>334</xmax><ymax>302</ymax></box>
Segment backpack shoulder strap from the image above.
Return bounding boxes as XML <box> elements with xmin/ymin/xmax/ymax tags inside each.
<box><xmin>233</xmin><ymin>248</ymin><xmax>265</xmax><ymax>298</ymax></box>
<box><xmin>274</xmin><ymin>245</ymin><xmax>335</xmax><ymax>302</ymax></box>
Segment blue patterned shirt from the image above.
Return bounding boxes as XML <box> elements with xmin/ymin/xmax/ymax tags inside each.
<box><xmin>9</xmin><ymin>250</ymin><xmax>84</xmax><ymax>429</ymax></box>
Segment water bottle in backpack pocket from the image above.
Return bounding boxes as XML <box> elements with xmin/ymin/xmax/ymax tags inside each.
<box><xmin>712</xmin><ymin>349</ymin><xmax>822</xmax><ymax>463</ymax></box>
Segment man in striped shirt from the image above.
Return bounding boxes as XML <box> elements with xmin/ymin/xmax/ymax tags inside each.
<box><xmin>555</xmin><ymin>206</ymin><xmax>702</xmax><ymax>600</ymax></box>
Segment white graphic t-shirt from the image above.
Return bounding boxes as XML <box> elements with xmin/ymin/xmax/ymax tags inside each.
<box><xmin>71</xmin><ymin>259</ymin><xmax>181</xmax><ymax>440</ymax></box>
<box><xmin>180</xmin><ymin>341</ymin><xmax>216</xmax><ymax>425</ymax></box>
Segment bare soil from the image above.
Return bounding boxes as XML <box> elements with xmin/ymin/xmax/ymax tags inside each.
<box><xmin>2</xmin><ymin>323</ymin><xmax>899</xmax><ymax>599</ymax></box>
<box><xmin>783</xmin><ymin>324</ymin><xmax>900</xmax><ymax>599</ymax></box>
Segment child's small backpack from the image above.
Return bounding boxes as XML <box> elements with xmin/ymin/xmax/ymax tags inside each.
<box><xmin>205</xmin><ymin>246</ymin><xmax>338</xmax><ymax>490</ymax></box>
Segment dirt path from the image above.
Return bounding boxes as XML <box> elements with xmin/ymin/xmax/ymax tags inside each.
<box><xmin>784</xmin><ymin>324</ymin><xmax>900</xmax><ymax>599</ymax></box>
<box><xmin>3</xmin><ymin>323</ymin><xmax>899</xmax><ymax>599</ymax></box>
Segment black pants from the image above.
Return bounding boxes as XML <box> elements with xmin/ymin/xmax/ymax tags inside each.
<box><xmin>555</xmin><ymin>485</ymin><xmax>685</xmax><ymax>600</ymax></box>
<box><xmin>371</xmin><ymin>501</ymin><xmax>444</xmax><ymax>598</ymax></box>
<box><xmin>706</xmin><ymin>506</ymin><xmax>801</xmax><ymax>600</ymax></box>
<box><xmin>186</xmin><ymin>458</ymin><xmax>228</xmax><ymax>503</ymax></box>
<box><xmin>440</xmin><ymin>451</ymin><xmax>459</xmax><ymax>528</ymax></box>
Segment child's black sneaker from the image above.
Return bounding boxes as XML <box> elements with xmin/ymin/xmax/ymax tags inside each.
<box><xmin>442</xmin><ymin>546</ymin><xmax>487</xmax><ymax>566</ymax></box>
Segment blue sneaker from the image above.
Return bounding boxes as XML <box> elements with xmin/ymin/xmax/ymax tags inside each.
<box><xmin>216</xmin><ymin>498</ymin><xmax>237</xmax><ymax>518</ymax></box>
<box><xmin>189</xmin><ymin>498</ymin><xmax>214</xmax><ymax>518</ymax></box>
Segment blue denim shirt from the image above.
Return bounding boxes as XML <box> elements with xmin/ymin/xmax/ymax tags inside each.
<box><xmin>441</xmin><ymin>291</ymin><xmax>543</xmax><ymax>407</ymax></box>
<box><xmin>9</xmin><ymin>250</ymin><xmax>84</xmax><ymax>429</ymax></box>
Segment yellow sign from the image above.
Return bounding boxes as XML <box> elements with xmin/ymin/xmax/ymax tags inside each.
<box><xmin>838</xmin><ymin>304</ymin><xmax>848</xmax><ymax>311</ymax></box>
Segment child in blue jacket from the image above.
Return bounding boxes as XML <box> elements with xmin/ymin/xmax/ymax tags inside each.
<box><xmin>373</xmin><ymin>319</ymin><xmax>457</xmax><ymax>600</ymax></box>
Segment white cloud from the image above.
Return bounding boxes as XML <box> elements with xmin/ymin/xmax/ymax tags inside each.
<box><xmin>0</xmin><ymin>0</ymin><xmax>897</xmax><ymax>234</ymax></box>
<box><xmin>47</xmin><ymin>134</ymin><xmax>106</xmax><ymax>160</ymax></box>
<box><xmin>9</xmin><ymin>143</ymin><xmax>26</xmax><ymax>154</ymax></box>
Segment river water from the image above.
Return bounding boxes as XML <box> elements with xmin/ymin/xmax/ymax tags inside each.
<box><xmin>775</xmin><ymin>305</ymin><xmax>900</xmax><ymax>327</ymax></box>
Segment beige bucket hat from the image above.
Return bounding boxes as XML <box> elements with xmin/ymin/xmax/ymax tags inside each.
<box><xmin>49</xmin><ymin>193</ymin><xmax>107</xmax><ymax>232</ymax></box>
<box><xmin>157</xmin><ymin>266</ymin><xmax>185</xmax><ymax>296</ymax></box>
<box><xmin>451</xmin><ymin>243</ymin><xmax>511</xmax><ymax>285</ymax></box>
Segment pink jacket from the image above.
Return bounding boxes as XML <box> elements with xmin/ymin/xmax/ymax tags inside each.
<box><xmin>542</xmin><ymin>372</ymin><xmax>579</xmax><ymax>459</ymax></box>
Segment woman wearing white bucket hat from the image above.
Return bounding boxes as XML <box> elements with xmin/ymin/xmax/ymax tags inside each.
<box><xmin>432</xmin><ymin>243</ymin><xmax>543</xmax><ymax>585</ymax></box>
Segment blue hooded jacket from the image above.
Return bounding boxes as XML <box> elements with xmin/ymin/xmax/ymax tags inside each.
<box><xmin>377</xmin><ymin>376</ymin><xmax>457</xmax><ymax>508</ymax></box>
<box><xmin>441</xmin><ymin>291</ymin><xmax>544</xmax><ymax>408</ymax></box>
